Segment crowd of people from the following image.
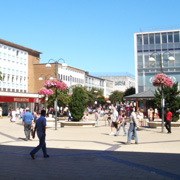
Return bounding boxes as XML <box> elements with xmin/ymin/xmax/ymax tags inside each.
<box><xmin>86</xmin><ymin>104</ymin><xmax>173</xmax><ymax>145</ymax></box>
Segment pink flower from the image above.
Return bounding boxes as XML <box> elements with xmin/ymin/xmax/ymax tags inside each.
<box><xmin>153</xmin><ymin>73</ymin><xmax>173</xmax><ymax>87</ymax></box>
<box><xmin>38</xmin><ymin>87</ymin><xmax>54</xmax><ymax>95</ymax></box>
<box><xmin>44</xmin><ymin>79</ymin><xmax>67</xmax><ymax>90</ymax></box>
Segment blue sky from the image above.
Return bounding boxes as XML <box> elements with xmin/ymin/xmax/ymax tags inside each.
<box><xmin>1</xmin><ymin>0</ymin><xmax>180</xmax><ymax>76</ymax></box>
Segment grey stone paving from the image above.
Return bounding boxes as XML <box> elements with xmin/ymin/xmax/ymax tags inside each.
<box><xmin>0</xmin><ymin>116</ymin><xmax>180</xmax><ymax>180</ymax></box>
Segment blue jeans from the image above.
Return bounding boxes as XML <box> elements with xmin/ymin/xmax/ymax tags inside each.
<box><xmin>116</xmin><ymin>121</ymin><xmax>126</xmax><ymax>136</ymax></box>
<box><xmin>31</xmin><ymin>135</ymin><xmax>47</xmax><ymax>156</ymax></box>
<box><xmin>96</xmin><ymin>118</ymin><xmax>99</xmax><ymax>125</ymax></box>
<box><xmin>127</xmin><ymin>123</ymin><xmax>138</xmax><ymax>143</ymax></box>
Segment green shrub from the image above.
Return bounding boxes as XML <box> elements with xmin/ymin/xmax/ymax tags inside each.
<box><xmin>69</xmin><ymin>86</ymin><xmax>86</xmax><ymax>121</ymax></box>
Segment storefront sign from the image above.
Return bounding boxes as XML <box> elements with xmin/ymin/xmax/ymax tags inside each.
<box><xmin>0</xmin><ymin>96</ymin><xmax>36</xmax><ymax>103</ymax></box>
<box><xmin>14</xmin><ymin>98</ymin><xmax>29</xmax><ymax>102</ymax></box>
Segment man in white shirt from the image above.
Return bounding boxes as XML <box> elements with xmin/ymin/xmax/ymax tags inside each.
<box><xmin>109</xmin><ymin>107</ymin><xmax>118</xmax><ymax>135</ymax></box>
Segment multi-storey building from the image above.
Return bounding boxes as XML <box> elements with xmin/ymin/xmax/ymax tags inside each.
<box><xmin>0</xmin><ymin>39</ymin><xmax>41</xmax><ymax>114</ymax></box>
<box><xmin>33</xmin><ymin>63</ymin><xmax>85</xmax><ymax>94</ymax></box>
<box><xmin>134</xmin><ymin>29</ymin><xmax>180</xmax><ymax>93</ymax></box>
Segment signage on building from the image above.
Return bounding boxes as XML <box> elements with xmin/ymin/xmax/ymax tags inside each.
<box><xmin>14</xmin><ymin>98</ymin><xmax>29</xmax><ymax>102</ymax></box>
<box><xmin>0</xmin><ymin>96</ymin><xmax>36</xmax><ymax>103</ymax></box>
<box><xmin>115</xmin><ymin>81</ymin><xmax>125</xmax><ymax>86</ymax></box>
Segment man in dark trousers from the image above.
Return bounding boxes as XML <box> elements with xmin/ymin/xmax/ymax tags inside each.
<box><xmin>165</xmin><ymin>108</ymin><xmax>172</xmax><ymax>134</ymax></box>
<box><xmin>30</xmin><ymin>110</ymin><xmax>49</xmax><ymax>159</ymax></box>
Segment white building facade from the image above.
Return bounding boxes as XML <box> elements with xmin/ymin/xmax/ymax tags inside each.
<box><xmin>100</xmin><ymin>76</ymin><xmax>135</xmax><ymax>92</ymax></box>
<box><xmin>134</xmin><ymin>29</ymin><xmax>180</xmax><ymax>93</ymax></box>
<box><xmin>58</xmin><ymin>66</ymin><xmax>85</xmax><ymax>87</ymax></box>
<box><xmin>0</xmin><ymin>43</ymin><xmax>28</xmax><ymax>93</ymax></box>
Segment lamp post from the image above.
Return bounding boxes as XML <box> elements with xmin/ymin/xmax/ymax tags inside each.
<box><xmin>149</xmin><ymin>51</ymin><xmax>175</xmax><ymax>132</ymax></box>
<box><xmin>45</xmin><ymin>58</ymin><xmax>67</xmax><ymax>130</ymax></box>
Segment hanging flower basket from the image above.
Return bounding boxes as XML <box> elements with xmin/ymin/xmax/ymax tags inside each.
<box><xmin>38</xmin><ymin>87</ymin><xmax>54</xmax><ymax>96</ymax></box>
<box><xmin>44</xmin><ymin>79</ymin><xmax>67</xmax><ymax>90</ymax></box>
<box><xmin>153</xmin><ymin>73</ymin><xmax>173</xmax><ymax>87</ymax></box>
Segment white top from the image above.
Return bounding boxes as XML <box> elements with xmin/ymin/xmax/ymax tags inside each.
<box><xmin>129</xmin><ymin>111</ymin><xmax>139</xmax><ymax>127</ymax></box>
<box><xmin>112</xmin><ymin>109</ymin><xmax>118</xmax><ymax>122</ymax></box>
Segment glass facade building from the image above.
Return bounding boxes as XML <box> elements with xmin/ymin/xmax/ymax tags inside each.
<box><xmin>134</xmin><ymin>29</ymin><xmax>180</xmax><ymax>93</ymax></box>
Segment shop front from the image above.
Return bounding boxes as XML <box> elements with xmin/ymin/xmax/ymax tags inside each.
<box><xmin>0</xmin><ymin>93</ymin><xmax>39</xmax><ymax>116</ymax></box>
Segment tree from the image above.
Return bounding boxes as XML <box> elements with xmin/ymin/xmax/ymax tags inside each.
<box><xmin>84</xmin><ymin>87</ymin><xmax>105</xmax><ymax>107</ymax></box>
<box><xmin>109</xmin><ymin>90</ymin><xmax>124</xmax><ymax>104</ymax></box>
<box><xmin>0</xmin><ymin>71</ymin><xmax>2</xmax><ymax>81</ymax></box>
<box><xmin>123</xmin><ymin>87</ymin><xmax>135</xmax><ymax>97</ymax></box>
<box><xmin>154</xmin><ymin>82</ymin><xmax>180</xmax><ymax>121</ymax></box>
<box><xmin>69</xmin><ymin>86</ymin><xmax>86</xmax><ymax>121</ymax></box>
<box><xmin>47</xmin><ymin>88</ymin><xmax>71</xmax><ymax>109</ymax></box>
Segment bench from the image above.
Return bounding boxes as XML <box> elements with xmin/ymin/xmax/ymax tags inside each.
<box><xmin>60</xmin><ymin>121</ymin><xmax>96</xmax><ymax>127</ymax></box>
<box><xmin>148</xmin><ymin>121</ymin><xmax>180</xmax><ymax>128</ymax></box>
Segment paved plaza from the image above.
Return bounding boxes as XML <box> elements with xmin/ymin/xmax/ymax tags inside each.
<box><xmin>0</xmin><ymin>115</ymin><xmax>180</xmax><ymax>180</ymax></box>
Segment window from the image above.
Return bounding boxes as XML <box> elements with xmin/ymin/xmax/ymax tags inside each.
<box><xmin>155</xmin><ymin>33</ymin><xmax>160</xmax><ymax>44</ymax></box>
<box><xmin>149</xmin><ymin>34</ymin><xmax>154</xmax><ymax>44</ymax></box>
<box><xmin>16</xmin><ymin>50</ymin><xmax>19</xmax><ymax>56</ymax></box>
<box><xmin>137</xmin><ymin>35</ymin><xmax>142</xmax><ymax>45</ymax></box>
<box><xmin>168</xmin><ymin>32</ymin><xmax>173</xmax><ymax>43</ymax></box>
<box><xmin>16</xmin><ymin>70</ymin><xmax>19</xmax><ymax>75</ymax></box>
<box><xmin>174</xmin><ymin>32</ymin><xmax>179</xmax><ymax>42</ymax></box>
<box><xmin>143</xmin><ymin>34</ymin><xmax>148</xmax><ymax>44</ymax></box>
<box><xmin>162</xmin><ymin>33</ymin><xmax>167</xmax><ymax>43</ymax></box>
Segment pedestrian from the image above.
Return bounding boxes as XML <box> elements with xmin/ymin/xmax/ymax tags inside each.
<box><xmin>95</xmin><ymin>110</ymin><xmax>99</xmax><ymax>125</ymax></box>
<box><xmin>33</xmin><ymin>111</ymin><xmax>38</xmax><ymax>123</ymax></box>
<box><xmin>30</xmin><ymin>110</ymin><xmax>49</xmax><ymax>160</ymax></box>
<box><xmin>109</xmin><ymin>107</ymin><xmax>118</xmax><ymax>135</ymax></box>
<box><xmin>10</xmin><ymin>108</ymin><xmax>16</xmax><ymax>122</ymax></box>
<box><xmin>137</xmin><ymin>109</ymin><xmax>144</xmax><ymax>127</ymax></box>
<box><xmin>22</xmin><ymin>107</ymin><xmax>33</xmax><ymax>141</ymax></box>
<box><xmin>148</xmin><ymin>108</ymin><xmax>154</xmax><ymax>121</ymax></box>
<box><xmin>0</xmin><ymin>106</ymin><xmax>3</xmax><ymax>118</ymax></box>
<box><xmin>126</xmin><ymin>107</ymin><xmax>139</xmax><ymax>144</ymax></box>
<box><xmin>115</xmin><ymin>110</ymin><xmax>126</xmax><ymax>136</ymax></box>
<box><xmin>107</xmin><ymin>110</ymin><xmax>111</xmax><ymax>126</ymax></box>
<box><xmin>165</xmin><ymin>108</ymin><xmax>172</xmax><ymax>134</ymax></box>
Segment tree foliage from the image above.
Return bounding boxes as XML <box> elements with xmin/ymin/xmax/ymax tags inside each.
<box><xmin>0</xmin><ymin>71</ymin><xmax>2</xmax><ymax>81</ymax></box>
<box><xmin>154</xmin><ymin>82</ymin><xmax>180</xmax><ymax>121</ymax></box>
<box><xmin>69</xmin><ymin>86</ymin><xmax>86</xmax><ymax>121</ymax></box>
<box><xmin>84</xmin><ymin>87</ymin><xmax>105</xmax><ymax>107</ymax></box>
<box><xmin>124</xmin><ymin>87</ymin><xmax>135</xmax><ymax>97</ymax></box>
<box><xmin>109</xmin><ymin>90</ymin><xmax>124</xmax><ymax>104</ymax></box>
<box><xmin>46</xmin><ymin>88</ymin><xmax>70</xmax><ymax>109</ymax></box>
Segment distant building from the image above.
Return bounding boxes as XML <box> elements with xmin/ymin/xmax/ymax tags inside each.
<box><xmin>85</xmin><ymin>72</ymin><xmax>113</xmax><ymax>98</ymax></box>
<box><xmin>94</xmin><ymin>72</ymin><xmax>135</xmax><ymax>92</ymax></box>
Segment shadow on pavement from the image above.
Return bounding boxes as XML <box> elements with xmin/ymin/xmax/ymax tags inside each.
<box><xmin>0</xmin><ymin>145</ymin><xmax>180</xmax><ymax>180</ymax></box>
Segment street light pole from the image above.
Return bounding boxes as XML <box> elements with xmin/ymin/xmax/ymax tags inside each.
<box><xmin>46</xmin><ymin>58</ymin><xmax>67</xmax><ymax>130</ymax></box>
<box><xmin>149</xmin><ymin>51</ymin><xmax>175</xmax><ymax>133</ymax></box>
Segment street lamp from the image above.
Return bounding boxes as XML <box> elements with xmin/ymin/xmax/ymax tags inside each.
<box><xmin>45</xmin><ymin>58</ymin><xmax>67</xmax><ymax>130</ymax></box>
<box><xmin>149</xmin><ymin>51</ymin><xmax>175</xmax><ymax>132</ymax></box>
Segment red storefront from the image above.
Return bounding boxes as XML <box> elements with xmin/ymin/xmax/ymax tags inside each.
<box><xmin>0</xmin><ymin>95</ymin><xmax>39</xmax><ymax>115</ymax></box>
